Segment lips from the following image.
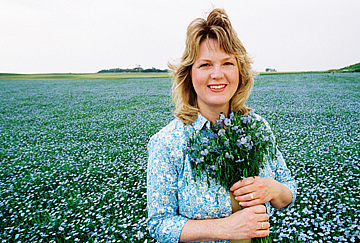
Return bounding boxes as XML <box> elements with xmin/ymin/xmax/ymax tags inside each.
<box><xmin>209</xmin><ymin>84</ymin><xmax>226</xmax><ymax>89</ymax></box>
<box><xmin>208</xmin><ymin>84</ymin><xmax>227</xmax><ymax>91</ymax></box>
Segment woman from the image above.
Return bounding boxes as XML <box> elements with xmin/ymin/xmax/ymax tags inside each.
<box><xmin>147</xmin><ymin>8</ymin><xmax>297</xmax><ymax>242</ymax></box>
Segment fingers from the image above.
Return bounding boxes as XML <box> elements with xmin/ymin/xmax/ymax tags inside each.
<box><xmin>241</xmin><ymin>206</ymin><xmax>270</xmax><ymax>238</ymax></box>
<box><xmin>254</xmin><ymin>221</ymin><xmax>271</xmax><ymax>239</ymax></box>
<box><xmin>237</xmin><ymin>191</ymin><xmax>257</xmax><ymax>202</ymax></box>
<box><xmin>237</xmin><ymin>191</ymin><xmax>262</xmax><ymax>207</ymax></box>
<box><xmin>254</xmin><ymin>229</ymin><xmax>271</xmax><ymax>238</ymax></box>
<box><xmin>235</xmin><ymin>190</ymin><xmax>262</xmax><ymax>207</ymax></box>
<box><xmin>230</xmin><ymin>176</ymin><xmax>256</xmax><ymax>191</ymax></box>
<box><xmin>247</xmin><ymin>204</ymin><xmax>267</xmax><ymax>214</ymax></box>
<box><xmin>258</xmin><ymin>221</ymin><xmax>270</xmax><ymax>230</ymax></box>
<box><xmin>239</xmin><ymin>199</ymin><xmax>263</xmax><ymax>207</ymax></box>
<box><xmin>231</xmin><ymin>177</ymin><xmax>274</xmax><ymax>206</ymax></box>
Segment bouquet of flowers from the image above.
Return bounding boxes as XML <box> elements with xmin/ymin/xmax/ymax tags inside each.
<box><xmin>186</xmin><ymin>110</ymin><xmax>274</xmax><ymax>243</ymax></box>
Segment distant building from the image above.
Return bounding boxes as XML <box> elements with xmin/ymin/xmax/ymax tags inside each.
<box><xmin>265</xmin><ymin>68</ymin><xmax>277</xmax><ymax>72</ymax></box>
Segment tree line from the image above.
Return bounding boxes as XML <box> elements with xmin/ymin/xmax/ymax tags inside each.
<box><xmin>98</xmin><ymin>66</ymin><xmax>168</xmax><ymax>73</ymax></box>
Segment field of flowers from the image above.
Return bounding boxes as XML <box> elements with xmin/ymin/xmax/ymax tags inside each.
<box><xmin>0</xmin><ymin>73</ymin><xmax>359</xmax><ymax>242</ymax></box>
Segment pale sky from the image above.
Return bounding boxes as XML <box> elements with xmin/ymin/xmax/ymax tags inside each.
<box><xmin>1</xmin><ymin>0</ymin><xmax>359</xmax><ymax>74</ymax></box>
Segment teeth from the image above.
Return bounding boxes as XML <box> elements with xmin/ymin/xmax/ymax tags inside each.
<box><xmin>209</xmin><ymin>85</ymin><xmax>226</xmax><ymax>89</ymax></box>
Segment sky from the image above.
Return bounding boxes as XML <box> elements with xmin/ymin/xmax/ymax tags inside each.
<box><xmin>1</xmin><ymin>0</ymin><xmax>359</xmax><ymax>74</ymax></box>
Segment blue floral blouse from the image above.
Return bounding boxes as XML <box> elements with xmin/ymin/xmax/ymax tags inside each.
<box><xmin>147</xmin><ymin>113</ymin><xmax>297</xmax><ymax>243</ymax></box>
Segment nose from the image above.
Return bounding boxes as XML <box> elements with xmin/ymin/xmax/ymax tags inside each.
<box><xmin>210</xmin><ymin>65</ymin><xmax>224</xmax><ymax>79</ymax></box>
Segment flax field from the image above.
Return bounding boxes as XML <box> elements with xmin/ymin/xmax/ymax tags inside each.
<box><xmin>0</xmin><ymin>73</ymin><xmax>359</xmax><ymax>242</ymax></box>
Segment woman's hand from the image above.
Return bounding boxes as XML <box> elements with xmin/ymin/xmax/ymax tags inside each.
<box><xmin>179</xmin><ymin>204</ymin><xmax>270</xmax><ymax>242</ymax></box>
<box><xmin>230</xmin><ymin>176</ymin><xmax>292</xmax><ymax>209</ymax></box>
<box><xmin>222</xmin><ymin>205</ymin><xmax>270</xmax><ymax>240</ymax></box>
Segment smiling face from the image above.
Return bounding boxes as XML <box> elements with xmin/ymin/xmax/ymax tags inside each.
<box><xmin>191</xmin><ymin>38</ymin><xmax>239</xmax><ymax>119</ymax></box>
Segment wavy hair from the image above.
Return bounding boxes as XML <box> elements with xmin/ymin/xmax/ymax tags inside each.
<box><xmin>169</xmin><ymin>8</ymin><xmax>254</xmax><ymax>125</ymax></box>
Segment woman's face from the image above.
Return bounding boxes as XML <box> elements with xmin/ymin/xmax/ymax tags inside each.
<box><xmin>191</xmin><ymin>38</ymin><xmax>239</xmax><ymax>116</ymax></box>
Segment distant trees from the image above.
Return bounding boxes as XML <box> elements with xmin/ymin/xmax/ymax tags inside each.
<box><xmin>98</xmin><ymin>66</ymin><xmax>168</xmax><ymax>73</ymax></box>
<box><xmin>265</xmin><ymin>68</ymin><xmax>277</xmax><ymax>72</ymax></box>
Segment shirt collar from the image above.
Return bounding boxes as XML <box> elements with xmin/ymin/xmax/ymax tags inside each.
<box><xmin>192</xmin><ymin>111</ymin><xmax>235</xmax><ymax>131</ymax></box>
<box><xmin>192</xmin><ymin>112</ymin><xmax>211</xmax><ymax>131</ymax></box>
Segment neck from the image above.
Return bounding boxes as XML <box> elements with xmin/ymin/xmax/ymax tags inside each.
<box><xmin>199</xmin><ymin>104</ymin><xmax>230</xmax><ymax>124</ymax></box>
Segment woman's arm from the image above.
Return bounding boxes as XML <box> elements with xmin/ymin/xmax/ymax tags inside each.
<box><xmin>179</xmin><ymin>205</ymin><xmax>270</xmax><ymax>242</ymax></box>
<box><xmin>230</xmin><ymin>176</ymin><xmax>293</xmax><ymax>209</ymax></box>
<box><xmin>147</xmin><ymin>132</ymin><xmax>189</xmax><ymax>242</ymax></box>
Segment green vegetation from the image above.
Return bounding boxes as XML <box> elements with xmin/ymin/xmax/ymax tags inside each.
<box><xmin>0</xmin><ymin>73</ymin><xmax>359</xmax><ymax>242</ymax></box>
<box><xmin>260</xmin><ymin>62</ymin><xmax>360</xmax><ymax>75</ymax></box>
<box><xmin>98</xmin><ymin>66</ymin><xmax>168</xmax><ymax>73</ymax></box>
<box><xmin>0</xmin><ymin>72</ymin><xmax>170</xmax><ymax>80</ymax></box>
<box><xmin>327</xmin><ymin>62</ymin><xmax>360</xmax><ymax>73</ymax></box>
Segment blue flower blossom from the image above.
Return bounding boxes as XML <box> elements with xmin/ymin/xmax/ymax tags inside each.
<box><xmin>251</xmin><ymin>122</ymin><xmax>257</xmax><ymax>129</ymax></box>
<box><xmin>229</xmin><ymin>112</ymin><xmax>234</xmax><ymax>119</ymax></box>
<box><xmin>201</xmin><ymin>149</ymin><xmax>208</xmax><ymax>156</ymax></box>
<box><xmin>224</xmin><ymin>118</ymin><xmax>231</xmax><ymax>126</ymax></box>
<box><xmin>218</xmin><ymin>129</ymin><xmax>226</xmax><ymax>137</ymax></box>
<box><xmin>237</xmin><ymin>128</ymin><xmax>245</xmax><ymax>134</ymax></box>
<box><xmin>240</xmin><ymin>137</ymin><xmax>247</xmax><ymax>145</ymax></box>
<box><xmin>202</xmin><ymin>137</ymin><xmax>209</xmax><ymax>144</ymax></box>
<box><xmin>225</xmin><ymin>152</ymin><xmax>234</xmax><ymax>159</ymax></box>
<box><xmin>232</xmin><ymin>125</ymin><xmax>239</xmax><ymax>131</ymax></box>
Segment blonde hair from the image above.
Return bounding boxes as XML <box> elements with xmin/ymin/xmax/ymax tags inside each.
<box><xmin>169</xmin><ymin>8</ymin><xmax>254</xmax><ymax>125</ymax></box>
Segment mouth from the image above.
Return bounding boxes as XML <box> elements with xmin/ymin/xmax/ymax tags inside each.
<box><xmin>208</xmin><ymin>84</ymin><xmax>226</xmax><ymax>90</ymax></box>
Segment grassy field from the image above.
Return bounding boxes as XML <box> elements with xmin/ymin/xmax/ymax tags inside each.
<box><xmin>0</xmin><ymin>72</ymin><xmax>171</xmax><ymax>80</ymax></box>
<box><xmin>0</xmin><ymin>73</ymin><xmax>359</xmax><ymax>242</ymax></box>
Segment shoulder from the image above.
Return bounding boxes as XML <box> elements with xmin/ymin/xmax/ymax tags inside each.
<box><xmin>250</xmin><ymin>112</ymin><xmax>271</xmax><ymax>129</ymax></box>
<box><xmin>147</xmin><ymin>118</ymin><xmax>187</xmax><ymax>172</ymax></box>
<box><xmin>250</xmin><ymin>112</ymin><xmax>276</xmax><ymax>142</ymax></box>
<box><xmin>148</xmin><ymin>118</ymin><xmax>186</xmax><ymax>149</ymax></box>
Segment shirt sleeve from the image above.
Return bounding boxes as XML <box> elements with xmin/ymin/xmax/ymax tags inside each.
<box><xmin>273</xmin><ymin>147</ymin><xmax>298</xmax><ymax>208</ymax></box>
<box><xmin>264</xmin><ymin>117</ymin><xmax>297</xmax><ymax>209</ymax></box>
<box><xmin>146</xmin><ymin>133</ymin><xmax>189</xmax><ymax>242</ymax></box>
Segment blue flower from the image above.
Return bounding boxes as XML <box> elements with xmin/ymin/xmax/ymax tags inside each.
<box><xmin>237</xmin><ymin>128</ymin><xmax>245</xmax><ymax>134</ymax></box>
<box><xmin>224</xmin><ymin>118</ymin><xmax>231</xmax><ymax>126</ymax></box>
<box><xmin>240</xmin><ymin>137</ymin><xmax>247</xmax><ymax>145</ymax></box>
<box><xmin>193</xmin><ymin>157</ymin><xmax>204</xmax><ymax>164</ymax></box>
<box><xmin>209</xmin><ymin>165</ymin><xmax>216</xmax><ymax>170</ymax></box>
<box><xmin>218</xmin><ymin>129</ymin><xmax>226</xmax><ymax>137</ymax></box>
<box><xmin>241</xmin><ymin>116</ymin><xmax>251</xmax><ymax>124</ymax></box>
<box><xmin>202</xmin><ymin>137</ymin><xmax>209</xmax><ymax>144</ymax></box>
<box><xmin>225</xmin><ymin>152</ymin><xmax>234</xmax><ymax>159</ymax></box>
<box><xmin>201</xmin><ymin>149</ymin><xmax>209</xmax><ymax>156</ymax></box>
<box><xmin>251</xmin><ymin>122</ymin><xmax>257</xmax><ymax>129</ymax></box>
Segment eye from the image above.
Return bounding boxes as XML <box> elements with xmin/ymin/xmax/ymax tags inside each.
<box><xmin>199</xmin><ymin>63</ymin><xmax>209</xmax><ymax>68</ymax></box>
<box><xmin>224</xmin><ymin>62</ymin><xmax>235</xmax><ymax>66</ymax></box>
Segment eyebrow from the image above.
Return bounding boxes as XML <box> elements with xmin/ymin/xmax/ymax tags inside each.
<box><xmin>197</xmin><ymin>56</ymin><xmax>236</xmax><ymax>62</ymax></box>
